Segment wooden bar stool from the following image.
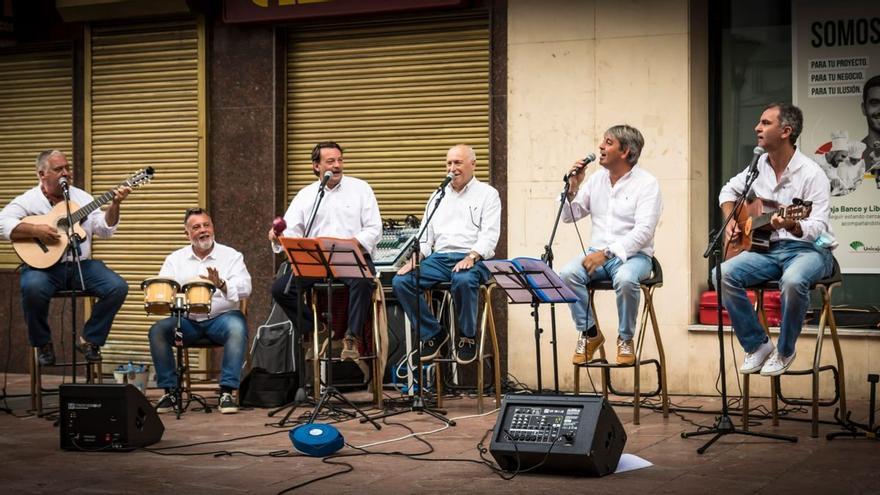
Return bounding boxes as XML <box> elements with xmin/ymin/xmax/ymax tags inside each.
<box><xmin>181</xmin><ymin>298</ymin><xmax>248</xmax><ymax>403</ymax></box>
<box><xmin>426</xmin><ymin>281</ymin><xmax>502</xmax><ymax>414</ymax></box>
<box><xmin>572</xmin><ymin>256</ymin><xmax>669</xmax><ymax>425</ymax></box>
<box><xmin>742</xmin><ymin>257</ymin><xmax>846</xmax><ymax>438</ymax></box>
<box><xmin>29</xmin><ymin>290</ymin><xmax>102</xmax><ymax>417</ymax></box>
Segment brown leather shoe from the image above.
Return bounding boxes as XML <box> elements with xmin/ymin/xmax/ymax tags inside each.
<box><xmin>573</xmin><ymin>330</ymin><xmax>605</xmax><ymax>365</ymax></box>
<box><xmin>340</xmin><ymin>336</ymin><xmax>360</xmax><ymax>361</ymax></box>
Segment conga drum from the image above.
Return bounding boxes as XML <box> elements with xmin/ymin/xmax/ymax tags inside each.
<box><xmin>140</xmin><ymin>277</ymin><xmax>180</xmax><ymax>315</ymax></box>
<box><xmin>182</xmin><ymin>279</ymin><xmax>215</xmax><ymax>314</ymax></box>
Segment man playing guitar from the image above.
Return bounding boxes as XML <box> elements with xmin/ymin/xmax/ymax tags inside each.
<box><xmin>716</xmin><ymin>103</ymin><xmax>836</xmax><ymax>377</ymax></box>
<box><xmin>0</xmin><ymin>150</ymin><xmax>131</xmax><ymax>366</ymax></box>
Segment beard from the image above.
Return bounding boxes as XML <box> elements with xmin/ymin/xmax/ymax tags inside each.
<box><xmin>193</xmin><ymin>236</ymin><xmax>214</xmax><ymax>252</ymax></box>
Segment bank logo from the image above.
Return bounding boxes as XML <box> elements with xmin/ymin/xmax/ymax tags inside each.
<box><xmin>849</xmin><ymin>241</ymin><xmax>880</xmax><ymax>252</ymax></box>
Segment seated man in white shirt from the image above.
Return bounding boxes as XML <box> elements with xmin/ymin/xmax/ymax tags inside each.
<box><xmin>559</xmin><ymin>125</ymin><xmax>663</xmax><ymax>366</ymax></box>
<box><xmin>0</xmin><ymin>150</ymin><xmax>130</xmax><ymax>366</ymax></box>
<box><xmin>392</xmin><ymin>144</ymin><xmax>501</xmax><ymax>364</ymax></box>
<box><xmin>149</xmin><ymin>208</ymin><xmax>252</xmax><ymax>414</ymax></box>
<box><xmin>717</xmin><ymin>103</ymin><xmax>835</xmax><ymax>376</ymax></box>
<box><xmin>268</xmin><ymin>142</ymin><xmax>382</xmax><ymax>362</ymax></box>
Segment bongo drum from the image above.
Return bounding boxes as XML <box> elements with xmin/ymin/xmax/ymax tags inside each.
<box><xmin>140</xmin><ymin>277</ymin><xmax>180</xmax><ymax>315</ymax></box>
<box><xmin>182</xmin><ymin>279</ymin><xmax>215</xmax><ymax>314</ymax></box>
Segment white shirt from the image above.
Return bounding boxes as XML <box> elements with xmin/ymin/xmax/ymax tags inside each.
<box><xmin>280</xmin><ymin>176</ymin><xmax>382</xmax><ymax>257</ymax></box>
<box><xmin>0</xmin><ymin>184</ymin><xmax>118</xmax><ymax>261</ymax></box>
<box><xmin>419</xmin><ymin>177</ymin><xmax>501</xmax><ymax>260</ymax></box>
<box><xmin>158</xmin><ymin>242</ymin><xmax>252</xmax><ymax>321</ymax></box>
<box><xmin>719</xmin><ymin>148</ymin><xmax>835</xmax><ymax>245</ymax></box>
<box><xmin>561</xmin><ymin>165</ymin><xmax>662</xmax><ymax>263</ymax></box>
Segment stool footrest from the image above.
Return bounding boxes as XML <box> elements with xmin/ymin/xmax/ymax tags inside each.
<box><xmin>576</xmin><ymin>358</ymin><xmax>664</xmax><ymax>398</ymax></box>
<box><xmin>772</xmin><ymin>365</ymin><xmax>840</xmax><ymax>408</ymax></box>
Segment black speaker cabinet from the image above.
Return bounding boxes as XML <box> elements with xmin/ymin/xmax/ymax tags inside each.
<box><xmin>59</xmin><ymin>383</ymin><xmax>164</xmax><ymax>451</ymax></box>
<box><xmin>489</xmin><ymin>394</ymin><xmax>626</xmax><ymax>476</ymax></box>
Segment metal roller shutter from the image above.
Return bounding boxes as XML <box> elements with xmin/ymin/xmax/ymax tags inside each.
<box><xmin>286</xmin><ymin>10</ymin><xmax>490</xmax><ymax>218</ymax></box>
<box><xmin>87</xmin><ymin>17</ymin><xmax>206</xmax><ymax>366</ymax></box>
<box><xmin>0</xmin><ymin>46</ymin><xmax>73</xmax><ymax>269</ymax></box>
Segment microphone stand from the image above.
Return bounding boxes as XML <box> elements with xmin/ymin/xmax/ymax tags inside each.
<box><xmin>681</xmin><ymin>164</ymin><xmax>797</xmax><ymax>453</ymax></box>
<box><xmin>538</xmin><ymin>177</ymin><xmax>573</xmax><ymax>394</ymax></box>
<box><xmin>363</xmin><ymin>182</ymin><xmax>455</xmax><ymax>426</ymax></box>
<box><xmin>270</xmin><ymin>178</ymin><xmax>329</xmax><ymax>423</ymax></box>
<box><xmin>60</xmin><ymin>182</ymin><xmax>86</xmax><ymax>384</ymax></box>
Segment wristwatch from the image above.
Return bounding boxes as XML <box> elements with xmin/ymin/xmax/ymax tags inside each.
<box><xmin>602</xmin><ymin>247</ymin><xmax>616</xmax><ymax>260</ymax></box>
<box><xmin>467</xmin><ymin>252</ymin><xmax>479</xmax><ymax>262</ymax></box>
<box><xmin>218</xmin><ymin>279</ymin><xmax>227</xmax><ymax>291</ymax></box>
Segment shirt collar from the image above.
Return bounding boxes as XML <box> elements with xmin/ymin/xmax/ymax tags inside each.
<box><xmin>449</xmin><ymin>176</ymin><xmax>477</xmax><ymax>195</ymax></box>
<box><xmin>186</xmin><ymin>244</ymin><xmax>216</xmax><ymax>261</ymax></box>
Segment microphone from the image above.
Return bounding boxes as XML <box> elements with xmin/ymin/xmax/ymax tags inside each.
<box><xmin>564</xmin><ymin>153</ymin><xmax>597</xmax><ymax>181</ymax></box>
<box><xmin>748</xmin><ymin>146</ymin><xmax>764</xmax><ymax>176</ymax></box>
<box><xmin>439</xmin><ymin>172</ymin><xmax>454</xmax><ymax>189</ymax></box>
<box><xmin>58</xmin><ymin>176</ymin><xmax>69</xmax><ymax>191</ymax></box>
<box><xmin>272</xmin><ymin>216</ymin><xmax>287</xmax><ymax>237</ymax></box>
<box><xmin>319</xmin><ymin>170</ymin><xmax>333</xmax><ymax>188</ymax></box>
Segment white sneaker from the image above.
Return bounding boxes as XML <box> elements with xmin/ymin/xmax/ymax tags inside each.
<box><xmin>740</xmin><ymin>340</ymin><xmax>774</xmax><ymax>374</ymax></box>
<box><xmin>760</xmin><ymin>349</ymin><xmax>797</xmax><ymax>376</ymax></box>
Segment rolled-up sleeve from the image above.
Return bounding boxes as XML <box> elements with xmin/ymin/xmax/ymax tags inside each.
<box><xmin>223</xmin><ymin>251</ymin><xmax>252</xmax><ymax>303</ymax></box>
<box><xmin>561</xmin><ymin>183</ymin><xmax>592</xmax><ymax>224</ymax></box>
<box><xmin>0</xmin><ymin>198</ymin><xmax>27</xmax><ymax>241</ymax></box>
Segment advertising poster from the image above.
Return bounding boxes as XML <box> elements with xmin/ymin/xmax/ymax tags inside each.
<box><xmin>792</xmin><ymin>0</ymin><xmax>880</xmax><ymax>273</ymax></box>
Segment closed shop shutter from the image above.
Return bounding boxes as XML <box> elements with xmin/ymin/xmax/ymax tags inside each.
<box><xmin>86</xmin><ymin>17</ymin><xmax>206</xmax><ymax>365</ymax></box>
<box><xmin>0</xmin><ymin>46</ymin><xmax>73</xmax><ymax>269</ymax></box>
<box><xmin>286</xmin><ymin>10</ymin><xmax>490</xmax><ymax>218</ymax></box>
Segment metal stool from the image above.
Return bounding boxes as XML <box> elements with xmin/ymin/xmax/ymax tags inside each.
<box><xmin>572</xmin><ymin>256</ymin><xmax>669</xmax><ymax>425</ymax></box>
<box><xmin>29</xmin><ymin>290</ymin><xmax>102</xmax><ymax>417</ymax></box>
<box><xmin>742</xmin><ymin>257</ymin><xmax>846</xmax><ymax>438</ymax></box>
<box><xmin>308</xmin><ymin>283</ymin><xmax>384</xmax><ymax>409</ymax></box>
<box><xmin>425</xmin><ymin>281</ymin><xmax>502</xmax><ymax>413</ymax></box>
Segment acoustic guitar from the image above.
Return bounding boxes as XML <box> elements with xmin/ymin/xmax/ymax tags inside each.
<box><xmin>13</xmin><ymin>167</ymin><xmax>155</xmax><ymax>269</ymax></box>
<box><xmin>724</xmin><ymin>196</ymin><xmax>812</xmax><ymax>260</ymax></box>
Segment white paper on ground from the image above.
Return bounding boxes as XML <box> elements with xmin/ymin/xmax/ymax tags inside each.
<box><xmin>614</xmin><ymin>453</ymin><xmax>653</xmax><ymax>473</ymax></box>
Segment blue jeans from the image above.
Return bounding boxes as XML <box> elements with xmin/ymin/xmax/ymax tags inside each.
<box><xmin>20</xmin><ymin>260</ymin><xmax>128</xmax><ymax>347</ymax></box>
<box><xmin>392</xmin><ymin>252</ymin><xmax>490</xmax><ymax>341</ymax></box>
<box><xmin>713</xmin><ymin>240</ymin><xmax>833</xmax><ymax>358</ymax></box>
<box><xmin>148</xmin><ymin>310</ymin><xmax>248</xmax><ymax>391</ymax></box>
<box><xmin>559</xmin><ymin>250</ymin><xmax>652</xmax><ymax>341</ymax></box>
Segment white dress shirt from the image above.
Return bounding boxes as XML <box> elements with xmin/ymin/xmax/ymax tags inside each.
<box><xmin>158</xmin><ymin>242</ymin><xmax>252</xmax><ymax>321</ymax></box>
<box><xmin>280</xmin><ymin>175</ymin><xmax>382</xmax><ymax>257</ymax></box>
<box><xmin>719</xmin><ymin>148</ymin><xmax>835</xmax><ymax>245</ymax></box>
<box><xmin>0</xmin><ymin>184</ymin><xmax>118</xmax><ymax>262</ymax></box>
<box><xmin>419</xmin><ymin>177</ymin><xmax>501</xmax><ymax>260</ymax></box>
<box><xmin>561</xmin><ymin>165</ymin><xmax>662</xmax><ymax>263</ymax></box>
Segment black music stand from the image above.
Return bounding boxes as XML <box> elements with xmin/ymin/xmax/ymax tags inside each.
<box><xmin>280</xmin><ymin>237</ymin><xmax>381</xmax><ymax>429</ymax></box>
<box><xmin>484</xmin><ymin>258</ymin><xmax>577</xmax><ymax>393</ymax></box>
<box><xmin>681</xmin><ymin>160</ymin><xmax>796</xmax><ymax>453</ymax></box>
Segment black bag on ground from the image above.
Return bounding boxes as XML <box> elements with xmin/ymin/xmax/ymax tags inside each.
<box><xmin>240</xmin><ymin>305</ymin><xmax>298</xmax><ymax>408</ymax></box>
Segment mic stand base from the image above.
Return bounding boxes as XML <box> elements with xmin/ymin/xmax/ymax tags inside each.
<box><xmin>361</xmin><ymin>394</ymin><xmax>455</xmax><ymax>426</ymax></box>
<box><xmin>681</xmin><ymin>413</ymin><xmax>797</xmax><ymax>454</ymax></box>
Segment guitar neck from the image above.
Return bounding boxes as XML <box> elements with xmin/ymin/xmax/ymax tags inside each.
<box><xmin>70</xmin><ymin>188</ymin><xmax>117</xmax><ymax>224</ymax></box>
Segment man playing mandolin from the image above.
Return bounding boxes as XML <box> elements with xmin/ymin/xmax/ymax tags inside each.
<box><xmin>716</xmin><ymin>103</ymin><xmax>836</xmax><ymax>376</ymax></box>
<box><xmin>0</xmin><ymin>150</ymin><xmax>131</xmax><ymax>366</ymax></box>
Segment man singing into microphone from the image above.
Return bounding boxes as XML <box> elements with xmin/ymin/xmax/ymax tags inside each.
<box><xmin>268</xmin><ymin>142</ymin><xmax>381</xmax><ymax>361</ymax></box>
<box><xmin>392</xmin><ymin>144</ymin><xmax>501</xmax><ymax>364</ymax></box>
<box><xmin>0</xmin><ymin>150</ymin><xmax>130</xmax><ymax>366</ymax></box>
<box><xmin>716</xmin><ymin>103</ymin><xmax>835</xmax><ymax>376</ymax></box>
<box><xmin>559</xmin><ymin>125</ymin><xmax>662</xmax><ymax>366</ymax></box>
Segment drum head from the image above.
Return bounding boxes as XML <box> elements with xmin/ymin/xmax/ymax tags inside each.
<box><xmin>182</xmin><ymin>279</ymin><xmax>216</xmax><ymax>292</ymax></box>
<box><xmin>141</xmin><ymin>277</ymin><xmax>180</xmax><ymax>291</ymax></box>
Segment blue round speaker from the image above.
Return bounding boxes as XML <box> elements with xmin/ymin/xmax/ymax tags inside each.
<box><xmin>290</xmin><ymin>423</ymin><xmax>344</xmax><ymax>457</ymax></box>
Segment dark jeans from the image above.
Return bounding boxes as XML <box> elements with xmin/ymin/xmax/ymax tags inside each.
<box><xmin>20</xmin><ymin>260</ymin><xmax>129</xmax><ymax>347</ymax></box>
<box><xmin>271</xmin><ymin>257</ymin><xmax>376</xmax><ymax>339</ymax></box>
<box><xmin>148</xmin><ymin>310</ymin><xmax>248</xmax><ymax>391</ymax></box>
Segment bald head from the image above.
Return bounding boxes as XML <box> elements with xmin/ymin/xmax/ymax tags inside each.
<box><xmin>446</xmin><ymin>144</ymin><xmax>477</xmax><ymax>191</ymax></box>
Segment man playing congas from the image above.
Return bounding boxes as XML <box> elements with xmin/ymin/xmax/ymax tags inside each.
<box><xmin>148</xmin><ymin>208</ymin><xmax>252</xmax><ymax>414</ymax></box>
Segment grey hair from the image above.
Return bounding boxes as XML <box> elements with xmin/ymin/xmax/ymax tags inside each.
<box><xmin>35</xmin><ymin>149</ymin><xmax>65</xmax><ymax>173</ymax></box>
<box><xmin>605</xmin><ymin>125</ymin><xmax>644</xmax><ymax>165</ymax></box>
<box><xmin>450</xmin><ymin>144</ymin><xmax>476</xmax><ymax>163</ymax></box>
<box><xmin>763</xmin><ymin>102</ymin><xmax>803</xmax><ymax>145</ymax></box>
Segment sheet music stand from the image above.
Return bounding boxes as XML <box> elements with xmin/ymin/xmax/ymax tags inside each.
<box><xmin>279</xmin><ymin>236</ymin><xmax>381</xmax><ymax>429</ymax></box>
<box><xmin>484</xmin><ymin>257</ymin><xmax>577</xmax><ymax>392</ymax></box>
